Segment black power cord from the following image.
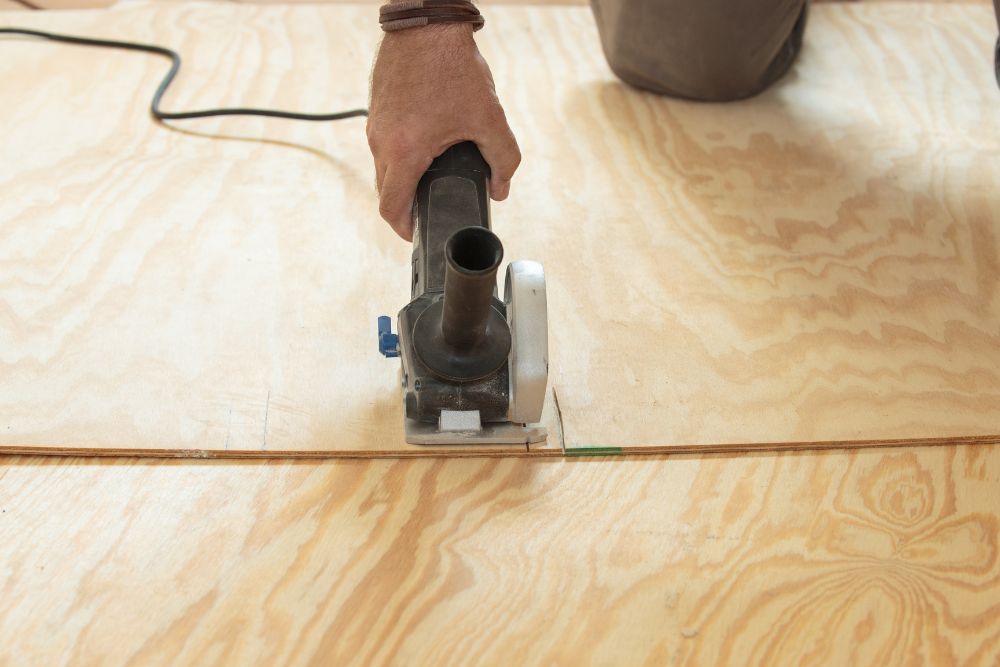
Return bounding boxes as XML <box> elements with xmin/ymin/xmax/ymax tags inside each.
<box><xmin>0</xmin><ymin>27</ymin><xmax>369</xmax><ymax>122</ymax></box>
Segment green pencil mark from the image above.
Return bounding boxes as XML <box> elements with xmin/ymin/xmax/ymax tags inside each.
<box><xmin>565</xmin><ymin>447</ymin><xmax>623</xmax><ymax>457</ymax></box>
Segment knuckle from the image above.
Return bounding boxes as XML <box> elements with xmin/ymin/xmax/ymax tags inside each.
<box><xmin>483</xmin><ymin>108</ymin><xmax>507</xmax><ymax>130</ymax></box>
<box><xmin>378</xmin><ymin>200</ymin><xmax>396</xmax><ymax>221</ymax></box>
<box><xmin>365</xmin><ymin>116</ymin><xmax>383</xmax><ymax>146</ymax></box>
<box><xmin>509</xmin><ymin>144</ymin><xmax>522</xmax><ymax>170</ymax></box>
<box><xmin>389</xmin><ymin>128</ymin><xmax>422</xmax><ymax>156</ymax></box>
<box><xmin>495</xmin><ymin>143</ymin><xmax>521</xmax><ymax>177</ymax></box>
<box><xmin>488</xmin><ymin>97</ymin><xmax>510</xmax><ymax>121</ymax></box>
<box><xmin>367</xmin><ymin>122</ymin><xmax>423</xmax><ymax>159</ymax></box>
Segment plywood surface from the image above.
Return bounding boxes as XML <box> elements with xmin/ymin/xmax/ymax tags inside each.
<box><xmin>1</xmin><ymin>444</ymin><xmax>999</xmax><ymax>665</ymax></box>
<box><xmin>1</xmin><ymin>2</ymin><xmax>998</xmax><ymax>458</ymax></box>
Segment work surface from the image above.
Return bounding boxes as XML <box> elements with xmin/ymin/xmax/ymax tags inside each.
<box><xmin>2</xmin><ymin>2</ymin><xmax>1000</xmax><ymax>664</ymax></box>
<box><xmin>2</xmin><ymin>446</ymin><xmax>999</xmax><ymax>664</ymax></box>
<box><xmin>2</xmin><ymin>2</ymin><xmax>999</xmax><ymax>457</ymax></box>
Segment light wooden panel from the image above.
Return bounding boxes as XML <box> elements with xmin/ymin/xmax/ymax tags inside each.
<box><xmin>0</xmin><ymin>3</ymin><xmax>537</xmax><ymax>457</ymax></box>
<box><xmin>536</xmin><ymin>0</ymin><xmax>1000</xmax><ymax>454</ymax></box>
<box><xmin>1</xmin><ymin>2</ymin><xmax>998</xmax><ymax>458</ymax></box>
<box><xmin>519</xmin><ymin>1</ymin><xmax>1000</xmax><ymax>452</ymax></box>
<box><xmin>1</xmin><ymin>444</ymin><xmax>999</xmax><ymax>664</ymax></box>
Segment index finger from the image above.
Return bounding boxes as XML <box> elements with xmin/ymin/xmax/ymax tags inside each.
<box><xmin>378</xmin><ymin>155</ymin><xmax>432</xmax><ymax>241</ymax></box>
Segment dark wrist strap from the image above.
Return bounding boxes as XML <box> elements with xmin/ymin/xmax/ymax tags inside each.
<box><xmin>380</xmin><ymin>0</ymin><xmax>484</xmax><ymax>33</ymax></box>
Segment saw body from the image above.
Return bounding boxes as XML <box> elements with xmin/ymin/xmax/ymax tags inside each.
<box><xmin>378</xmin><ymin>142</ymin><xmax>548</xmax><ymax>445</ymax></box>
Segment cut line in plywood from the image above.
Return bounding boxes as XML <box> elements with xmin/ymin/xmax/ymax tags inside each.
<box><xmin>1</xmin><ymin>3</ymin><xmax>999</xmax><ymax>459</ymax></box>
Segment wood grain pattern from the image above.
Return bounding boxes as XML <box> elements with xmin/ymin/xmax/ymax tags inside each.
<box><xmin>1</xmin><ymin>443</ymin><xmax>999</xmax><ymax>665</ymax></box>
<box><xmin>1</xmin><ymin>2</ymin><xmax>998</xmax><ymax>457</ymax></box>
<box><xmin>516</xmin><ymin>2</ymin><xmax>1000</xmax><ymax>452</ymax></box>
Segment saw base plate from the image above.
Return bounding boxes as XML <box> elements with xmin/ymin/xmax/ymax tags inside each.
<box><xmin>404</xmin><ymin>418</ymin><xmax>547</xmax><ymax>446</ymax></box>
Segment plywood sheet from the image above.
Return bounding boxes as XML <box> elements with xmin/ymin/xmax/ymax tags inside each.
<box><xmin>2</xmin><ymin>445</ymin><xmax>999</xmax><ymax>664</ymax></box>
<box><xmin>1</xmin><ymin>2</ymin><xmax>998</xmax><ymax>457</ymax></box>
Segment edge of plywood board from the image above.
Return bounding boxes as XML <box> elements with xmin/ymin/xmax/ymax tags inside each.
<box><xmin>2</xmin><ymin>433</ymin><xmax>998</xmax><ymax>460</ymax></box>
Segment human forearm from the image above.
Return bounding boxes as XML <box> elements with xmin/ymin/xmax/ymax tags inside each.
<box><xmin>367</xmin><ymin>8</ymin><xmax>519</xmax><ymax>240</ymax></box>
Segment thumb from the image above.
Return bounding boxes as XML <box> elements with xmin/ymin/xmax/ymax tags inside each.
<box><xmin>475</xmin><ymin>126</ymin><xmax>521</xmax><ymax>202</ymax></box>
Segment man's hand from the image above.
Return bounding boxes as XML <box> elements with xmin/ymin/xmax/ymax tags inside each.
<box><xmin>367</xmin><ymin>24</ymin><xmax>521</xmax><ymax>241</ymax></box>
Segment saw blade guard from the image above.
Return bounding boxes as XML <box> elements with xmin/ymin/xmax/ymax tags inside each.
<box><xmin>505</xmin><ymin>260</ymin><xmax>548</xmax><ymax>425</ymax></box>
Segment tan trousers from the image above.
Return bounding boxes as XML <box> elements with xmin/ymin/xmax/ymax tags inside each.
<box><xmin>590</xmin><ymin>0</ymin><xmax>810</xmax><ymax>101</ymax></box>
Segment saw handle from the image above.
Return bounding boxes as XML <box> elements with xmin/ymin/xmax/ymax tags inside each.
<box><xmin>416</xmin><ymin>141</ymin><xmax>492</xmax><ymax>232</ymax></box>
<box><xmin>412</xmin><ymin>141</ymin><xmax>494</xmax><ymax>296</ymax></box>
<box><xmin>427</xmin><ymin>141</ymin><xmax>492</xmax><ymax>185</ymax></box>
